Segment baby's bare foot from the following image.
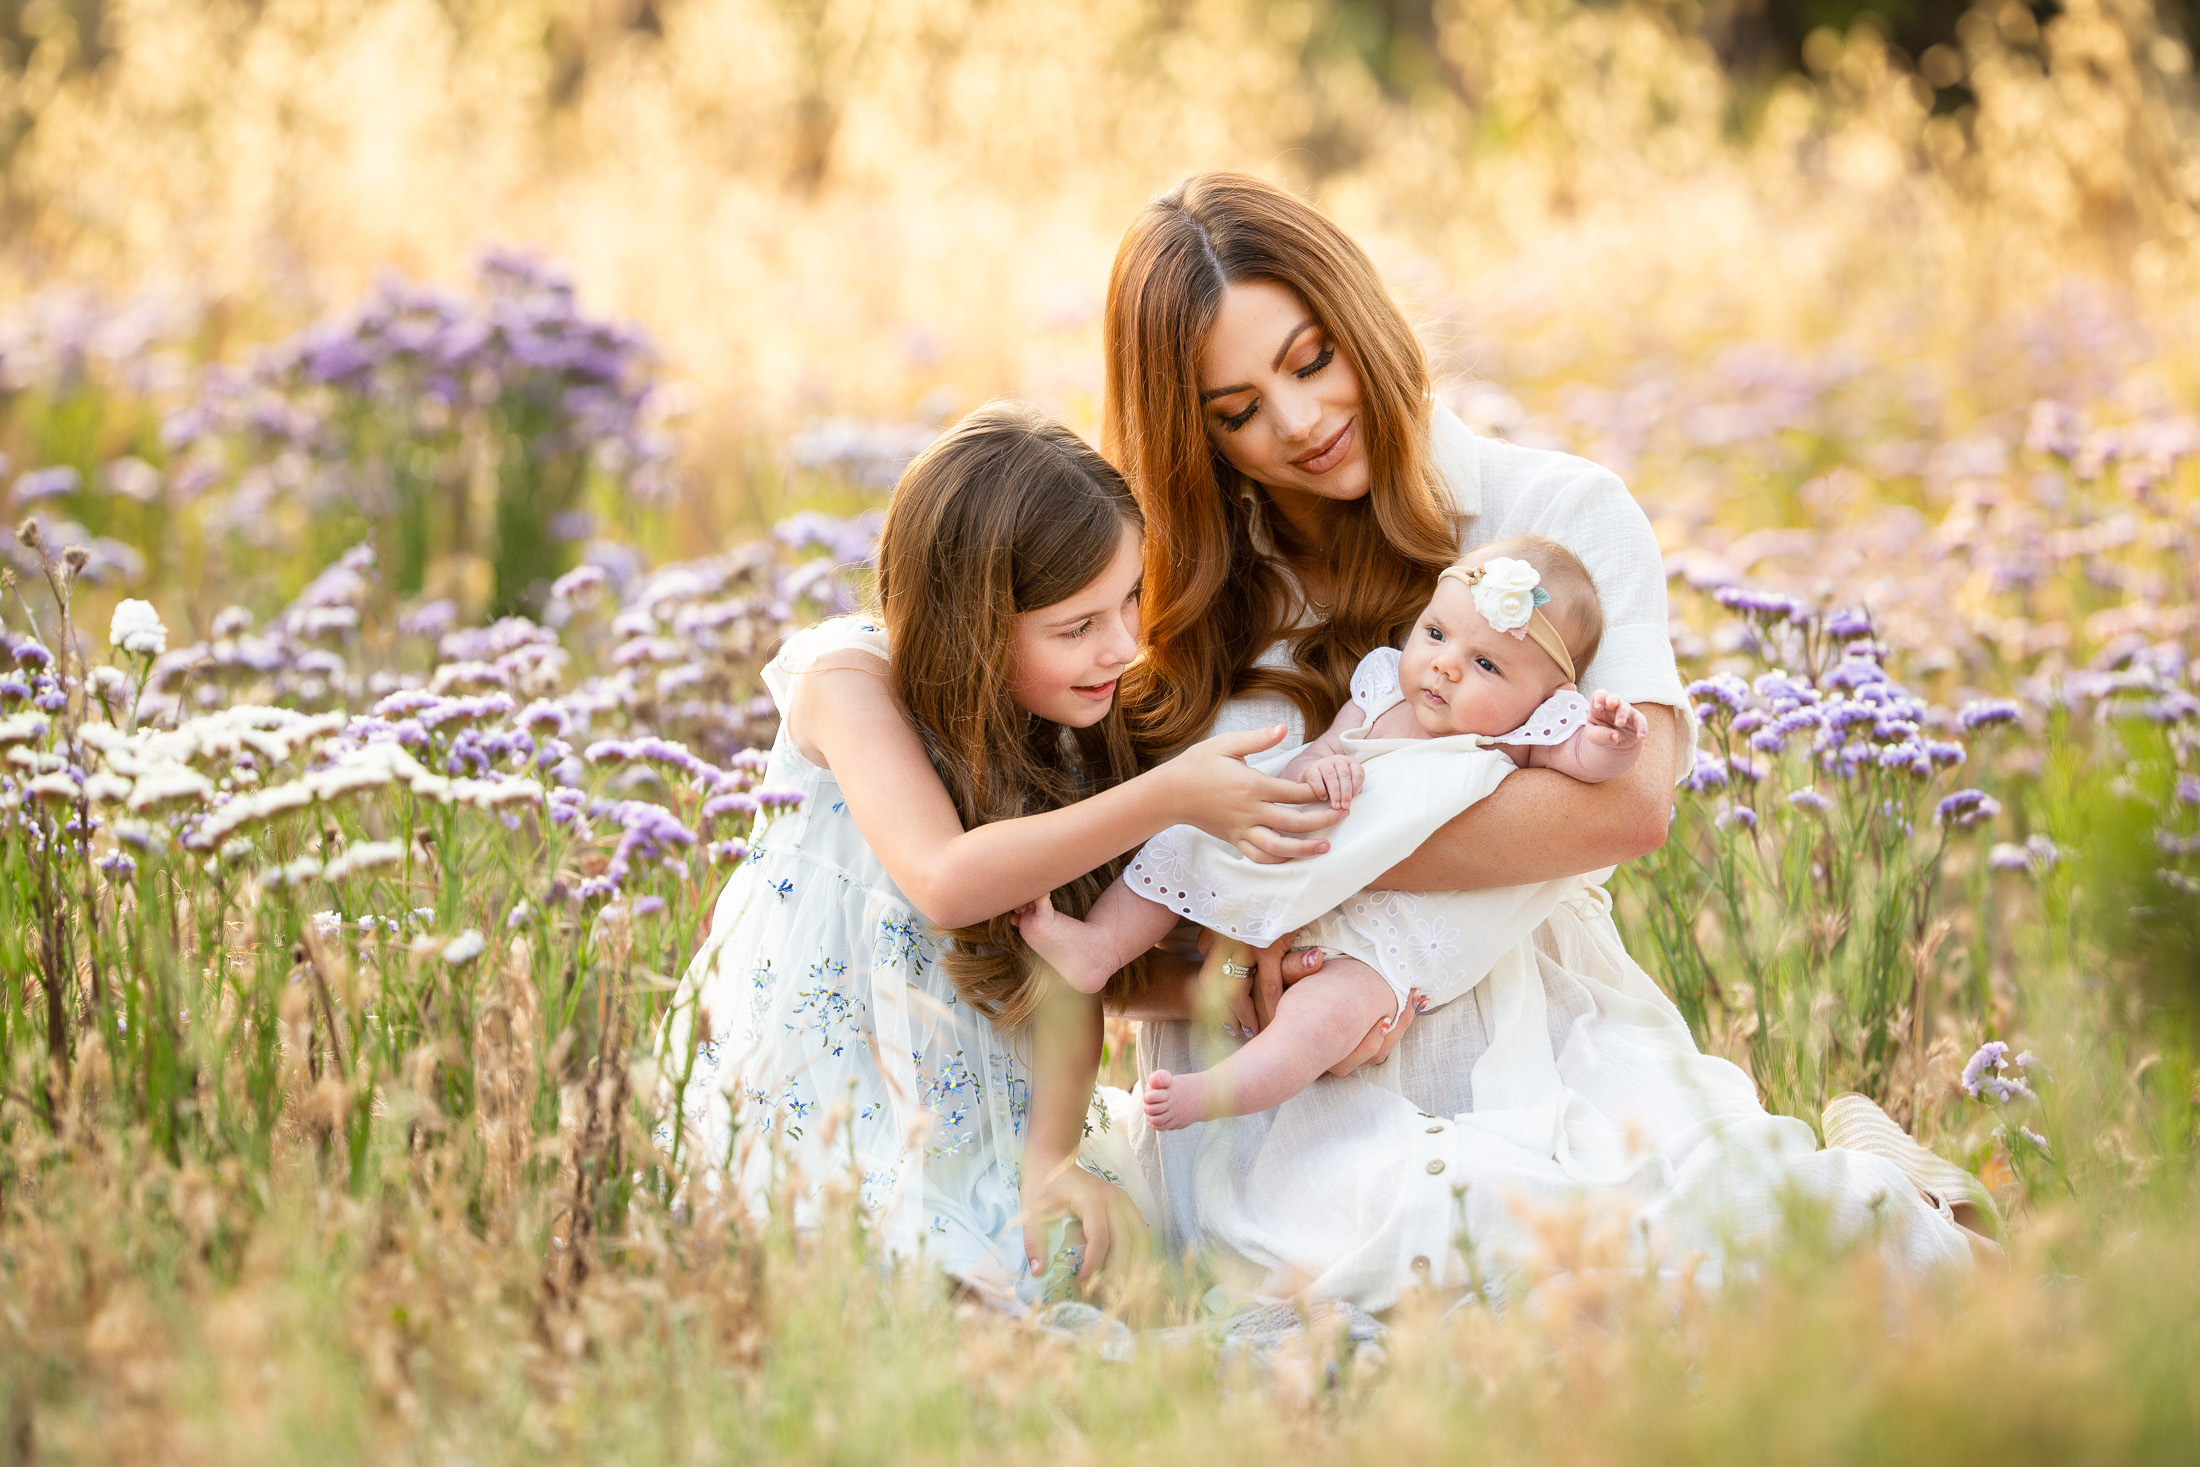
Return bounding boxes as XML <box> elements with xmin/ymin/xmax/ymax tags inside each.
<box><xmin>1141</xmin><ymin>1069</ymin><xmax>1212</xmax><ymax>1131</ymax></box>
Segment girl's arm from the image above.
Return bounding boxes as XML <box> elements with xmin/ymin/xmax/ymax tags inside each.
<box><xmin>1018</xmin><ymin>972</ymin><xmax>1147</xmax><ymax>1285</ymax></box>
<box><xmin>1375</xmin><ymin>704</ymin><xmax>1679</xmax><ymax>890</ymax></box>
<box><xmin>793</xmin><ymin>654</ymin><xmax>1342</xmax><ymax>931</ymax></box>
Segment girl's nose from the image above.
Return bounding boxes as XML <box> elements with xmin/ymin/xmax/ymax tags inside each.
<box><xmin>1097</xmin><ymin>617</ymin><xmax>1137</xmax><ymax>669</ymax></box>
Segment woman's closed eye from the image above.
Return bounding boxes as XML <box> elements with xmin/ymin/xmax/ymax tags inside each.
<box><xmin>1295</xmin><ymin>345</ymin><xmax>1335</xmax><ymax>380</ymax></box>
<box><xmin>1219</xmin><ymin>399</ymin><xmax>1257</xmax><ymax>433</ymax></box>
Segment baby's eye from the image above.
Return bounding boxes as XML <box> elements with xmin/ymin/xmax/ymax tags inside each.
<box><xmin>1425</xmin><ymin>624</ymin><xmax>1444</xmax><ymax>642</ymax></box>
<box><xmin>1475</xmin><ymin>656</ymin><xmax>1498</xmax><ymax>673</ymax></box>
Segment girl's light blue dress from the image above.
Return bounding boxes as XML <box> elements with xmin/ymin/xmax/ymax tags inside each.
<box><xmin>664</xmin><ymin>617</ymin><xmax>1042</xmax><ymax>1306</ymax></box>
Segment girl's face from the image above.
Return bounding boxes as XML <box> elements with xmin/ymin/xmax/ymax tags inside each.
<box><xmin>1198</xmin><ymin>279</ymin><xmax>1370</xmax><ymax>505</ymax></box>
<box><xmin>1397</xmin><ymin>576</ymin><xmax>1570</xmax><ymax>738</ymax></box>
<box><xmin>1007</xmin><ymin>521</ymin><xmax>1143</xmax><ymax>728</ymax></box>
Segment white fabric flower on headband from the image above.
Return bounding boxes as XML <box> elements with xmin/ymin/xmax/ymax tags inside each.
<box><xmin>1469</xmin><ymin>557</ymin><xmax>1548</xmax><ymax>637</ymax></box>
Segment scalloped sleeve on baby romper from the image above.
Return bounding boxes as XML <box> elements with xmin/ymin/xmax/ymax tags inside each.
<box><xmin>1348</xmin><ymin>646</ymin><xmax>1405</xmax><ymax>725</ymax></box>
<box><xmin>761</xmin><ymin>616</ymin><xmax>892</xmax><ymax>715</ymax></box>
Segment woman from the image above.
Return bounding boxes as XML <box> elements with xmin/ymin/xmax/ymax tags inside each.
<box><xmin>1102</xmin><ymin>173</ymin><xmax>1987</xmax><ymax>1304</ymax></box>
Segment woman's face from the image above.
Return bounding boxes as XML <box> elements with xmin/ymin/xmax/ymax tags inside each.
<box><xmin>1198</xmin><ymin>279</ymin><xmax>1369</xmax><ymax>504</ymax></box>
<box><xmin>1006</xmin><ymin>521</ymin><xmax>1143</xmax><ymax>728</ymax></box>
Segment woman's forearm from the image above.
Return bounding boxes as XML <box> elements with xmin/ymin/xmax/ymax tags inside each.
<box><xmin>1377</xmin><ymin>708</ymin><xmax>1679</xmax><ymax>890</ymax></box>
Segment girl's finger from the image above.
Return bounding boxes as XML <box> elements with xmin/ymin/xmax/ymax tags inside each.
<box><xmin>1076</xmin><ymin>1209</ymin><xmax>1111</xmax><ymax>1288</ymax></box>
<box><xmin>1239</xmin><ymin>827</ymin><xmax>1330</xmax><ymax>862</ymax></box>
<box><xmin>1202</xmin><ymin>724</ymin><xmax>1290</xmax><ymax>759</ymax></box>
<box><xmin>1258</xmin><ymin>801</ymin><xmax>1346</xmax><ymax>834</ymax></box>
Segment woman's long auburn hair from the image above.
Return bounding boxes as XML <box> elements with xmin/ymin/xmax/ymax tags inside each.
<box><xmin>1104</xmin><ymin>172</ymin><xmax>1459</xmax><ymax>752</ymax></box>
<box><xmin>873</xmin><ymin>401</ymin><xmax>1148</xmax><ymax>1030</ymax></box>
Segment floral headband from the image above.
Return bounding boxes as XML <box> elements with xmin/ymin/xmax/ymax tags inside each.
<box><xmin>1437</xmin><ymin>558</ymin><xmax>1577</xmax><ymax>683</ymax></box>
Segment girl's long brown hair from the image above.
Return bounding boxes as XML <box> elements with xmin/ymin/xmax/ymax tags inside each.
<box><xmin>874</xmin><ymin>401</ymin><xmax>1148</xmax><ymax>1030</ymax></box>
<box><xmin>1104</xmin><ymin>172</ymin><xmax>1459</xmax><ymax>752</ymax></box>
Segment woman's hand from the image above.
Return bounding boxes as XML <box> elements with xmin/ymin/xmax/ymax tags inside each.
<box><xmin>1247</xmin><ymin>932</ymin><xmax>1422</xmax><ymax>1071</ymax></box>
<box><xmin>1021</xmin><ymin>1155</ymin><xmax>1149</xmax><ymax>1288</ymax></box>
<box><xmin>1163</xmin><ymin>725</ymin><xmax>1343</xmax><ymax>863</ymax></box>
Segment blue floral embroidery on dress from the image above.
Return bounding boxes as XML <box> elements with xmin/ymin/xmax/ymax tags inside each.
<box><xmin>919</xmin><ymin>1049</ymin><xmax>982</xmax><ymax>1158</ymax></box>
<box><xmin>767</xmin><ymin>877</ymin><xmax>794</xmax><ymax>901</ymax></box>
<box><xmin>788</xmin><ymin>957</ymin><xmax>869</xmax><ymax>1057</ymax></box>
<box><xmin>831</xmin><ymin>799</ymin><xmax>845</xmax><ymax>814</ymax></box>
<box><xmin>875</xmin><ymin>916</ymin><xmax>933</xmax><ymax>976</ymax></box>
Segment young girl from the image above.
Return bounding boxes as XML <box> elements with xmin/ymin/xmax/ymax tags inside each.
<box><xmin>661</xmin><ymin>402</ymin><xmax>1340</xmax><ymax>1308</ymax></box>
<box><xmin>1016</xmin><ymin>536</ymin><xmax>1651</xmax><ymax>1128</ymax></box>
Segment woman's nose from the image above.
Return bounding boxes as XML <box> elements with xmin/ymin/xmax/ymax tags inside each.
<box><xmin>1269</xmin><ymin>386</ymin><xmax>1320</xmax><ymax>443</ymax></box>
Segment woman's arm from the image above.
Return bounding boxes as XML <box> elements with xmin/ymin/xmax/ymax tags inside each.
<box><xmin>1375</xmin><ymin>704</ymin><xmax>1679</xmax><ymax>890</ymax></box>
<box><xmin>794</xmin><ymin>657</ymin><xmax>1341</xmax><ymax>931</ymax></box>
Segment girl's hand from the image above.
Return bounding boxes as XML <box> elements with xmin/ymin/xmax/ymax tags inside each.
<box><xmin>1164</xmin><ymin>725</ymin><xmax>1343</xmax><ymax>864</ymax></box>
<box><xmin>1021</xmin><ymin>1155</ymin><xmax>1149</xmax><ymax>1288</ymax></box>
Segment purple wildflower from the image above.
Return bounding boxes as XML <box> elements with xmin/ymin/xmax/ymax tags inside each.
<box><xmin>1715</xmin><ymin>805</ymin><xmax>1757</xmax><ymax>831</ymax></box>
<box><xmin>1788</xmin><ymin>787</ymin><xmax>1834</xmax><ymax>812</ymax></box>
<box><xmin>632</xmin><ymin>895</ymin><xmax>666</xmax><ymax>918</ymax></box>
<box><xmin>1714</xmin><ymin>586</ymin><xmax>1805</xmax><ymax>621</ymax></box>
<box><xmin>1934</xmin><ymin>789</ymin><xmax>2002</xmax><ymax>828</ymax></box>
<box><xmin>1959</xmin><ymin>699</ymin><xmax>2022</xmax><ymax>732</ymax></box>
<box><xmin>1824</xmin><ymin>607</ymin><xmax>1873</xmax><ymax>638</ymax></box>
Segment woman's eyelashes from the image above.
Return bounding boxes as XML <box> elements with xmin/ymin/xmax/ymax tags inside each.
<box><xmin>1294</xmin><ymin>345</ymin><xmax>1334</xmax><ymax>380</ymax></box>
<box><xmin>1213</xmin><ymin>343</ymin><xmax>1334</xmax><ymax>433</ymax></box>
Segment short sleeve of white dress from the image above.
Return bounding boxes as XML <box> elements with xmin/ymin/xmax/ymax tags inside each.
<box><xmin>761</xmin><ymin>615</ymin><xmax>892</xmax><ymax>715</ymax></box>
<box><xmin>1349</xmin><ymin>647</ymin><xmax>1407</xmax><ymax>728</ymax></box>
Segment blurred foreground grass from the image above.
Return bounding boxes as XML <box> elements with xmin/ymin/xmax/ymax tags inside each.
<box><xmin>2</xmin><ymin>0</ymin><xmax>2200</xmax><ymax>1460</ymax></box>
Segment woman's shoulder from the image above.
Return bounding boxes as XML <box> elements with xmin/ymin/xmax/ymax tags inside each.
<box><xmin>1427</xmin><ymin>399</ymin><xmax>1633</xmax><ymax>520</ymax></box>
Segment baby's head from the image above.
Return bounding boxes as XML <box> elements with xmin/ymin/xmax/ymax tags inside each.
<box><xmin>1398</xmin><ymin>535</ymin><xmax>1604</xmax><ymax>738</ymax></box>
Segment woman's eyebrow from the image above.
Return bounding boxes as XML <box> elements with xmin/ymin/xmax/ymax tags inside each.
<box><xmin>1197</xmin><ymin>319</ymin><xmax>1320</xmax><ymax>402</ymax></box>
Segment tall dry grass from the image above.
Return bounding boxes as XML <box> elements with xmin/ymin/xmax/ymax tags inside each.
<box><xmin>1</xmin><ymin>0</ymin><xmax>2198</xmax><ymax>1460</ymax></box>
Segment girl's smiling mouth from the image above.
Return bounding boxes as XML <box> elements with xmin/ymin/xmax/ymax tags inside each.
<box><xmin>1072</xmin><ymin>678</ymin><xmax>1119</xmax><ymax>702</ymax></box>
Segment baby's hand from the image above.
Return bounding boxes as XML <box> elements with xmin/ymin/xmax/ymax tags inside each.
<box><xmin>1302</xmin><ymin>753</ymin><xmax>1364</xmax><ymax>812</ymax></box>
<box><xmin>1586</xmin><ymin>690</ymin><xmax>1650</xmax><ymax>749</ymax></box>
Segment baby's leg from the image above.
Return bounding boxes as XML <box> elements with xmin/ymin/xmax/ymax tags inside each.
<box><xmin>1143</xmin><ymin>958</ymin><xmax>1398</xmax><ymax>1129</ymax></box>
<box><xmin>1014</xmin><ymin>878</ymin><xmax>1180</xmax><ymax>994</ymax></box>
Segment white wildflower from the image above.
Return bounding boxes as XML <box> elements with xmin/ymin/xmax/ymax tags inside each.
<box><xmin>88</xmin><ymin>665</ymin><xmax>129</xmax><ymax>698</ymax></box>
<box><xmin>259</xmin><ymin>856</ymin><xmax>323</xmax><ymax>889</ymax></box>
<box><xmin>82</xmin><ymin>772</ymin><xmax>133</xmax><ymax>805</ymax></box>
<box><xmin>8</xmin><ymin>748</ymin><xmax>66</xmax><ymax>774</ymax></box>
<box><xmin>322</xmin><ymin>841</ymin><xmax>405</xmax><ymax>881</ymax></box>
<box><xmin>109</xmin><ymin>599</ymin><xmax>169</xmax><ymax>658</ymax></box>
<box><xmin>450</xmin><ymin>777</ymin><xmax>545</xmax><ymax>810</ymax></box>
<box><xmin>441</xmin><ymin>929</ymin><xmax>487</xmax><ymax>967</ymax></box>
<box><xmin>0</xmin><ymin>713</ymin><xmax>49</xmax><ymax>746</ymax></box>
<box><xmin>127</xmin><ymin>765</ymin><xmax>215</xmax><ymax>811</ymax></box>
<box><xmin>25</xmin><ymin>771</ymin><xmax>80</xmax><ymax>804</ymax></box>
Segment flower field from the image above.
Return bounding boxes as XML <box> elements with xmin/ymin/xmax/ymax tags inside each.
<box><xmin>2</xmin><ymin>0</ymin><xmax>2200</xmax><ymax>1460</ymax></box>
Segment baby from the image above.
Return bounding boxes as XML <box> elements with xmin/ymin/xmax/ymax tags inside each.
<box><xmin>1014</xmin><ymin>535</ymin><xmax>1650</xmax><ymax>1130</ymax></box>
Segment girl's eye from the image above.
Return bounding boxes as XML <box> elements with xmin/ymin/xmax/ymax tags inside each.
<box><xmin>1064</xmin><ymin>621</ymin><xmax>1092</xmax><ymax>640</ymax></box>
<box><xmin>1475</xmin><ymin>656</ymin><xmax>1498</xmax><ymax>673</ymax></box>
<box><xmin>1219</xmin><ymin>400</ymin><xmax>1258</xmax><ymax>433</ymax></box>
<box><xmin>1294</xmin><ymin>345</ymin><xmax>1335</xmax><ymax>380</ymax></box>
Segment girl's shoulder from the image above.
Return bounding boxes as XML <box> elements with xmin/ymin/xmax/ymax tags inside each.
<box><xmin>763</xmin><ymin>616</ymin><xmax>891</xmax><ymax>712</ymax></box>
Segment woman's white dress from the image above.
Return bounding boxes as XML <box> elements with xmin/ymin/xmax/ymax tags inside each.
<box><xmin>665</xmin><ymin>617</ymin><xmax>1051</xmax><ymax>1309</ymax></box>
<box><xmin>1128</xmin><ymin>404</ymin><xmax>1977</xmax><ymax>1308</ymax></box>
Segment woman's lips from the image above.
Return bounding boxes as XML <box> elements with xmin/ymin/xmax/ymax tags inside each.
<box><xmin>1072</xmin><ymin>678</ymin><xmax>1118</xmax><ymax>702</ymax></box>
<box><xmin>1292</xmin><ymin>417</ymin><xmax>1355</xmax><ymax>474</ymax></box>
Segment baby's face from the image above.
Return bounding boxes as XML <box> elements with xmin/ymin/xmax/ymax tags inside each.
<box><xmin>1397</xmin><ymin>576</ymin><xmax>1572</xmax><ymax>737</ymax></box>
